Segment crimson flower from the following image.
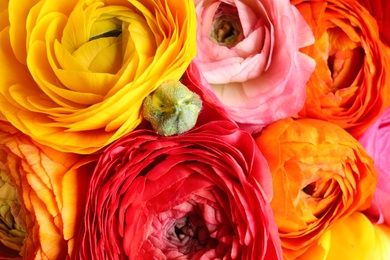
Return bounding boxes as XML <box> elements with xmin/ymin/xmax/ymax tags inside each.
<box><xmin>74</xmin><ymin>120</ymin><xmax>282</xmax><ymax>259</ymax></box>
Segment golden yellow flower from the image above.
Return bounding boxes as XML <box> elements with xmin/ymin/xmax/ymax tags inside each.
<box><xmin>0</xmin><ymin>121</ymin><xmax>95</xmax><ymax>259</ymax></box>
<box><xmin>0</xmin><ymin>0</ymin><xmax>196</xmax><ymax>154</ymax></box>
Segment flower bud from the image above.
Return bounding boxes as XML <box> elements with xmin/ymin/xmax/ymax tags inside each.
<box><xmin>142</xmin><ymin>81</ymin><xmax>202</xmax><ymax>136</ymax></box>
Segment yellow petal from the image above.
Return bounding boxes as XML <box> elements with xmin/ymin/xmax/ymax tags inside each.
<box><xmin>299</xmin><ymin>212</ymin><xmax>390</xmax><ymax>260</ymax></box>
<box><xmin>72</xmin><ymin>37</ymin><xmax>122</xmax><ymax>73</ymax></box>
<box><xmin>1</xmin><ymin>0</ymin><xmax>197</xmax><ymax>154</ymax></box>
<box><xmin>372</xmin><ymin>224</ymin><xmax>390</xmax><ymax>258</ymax></box>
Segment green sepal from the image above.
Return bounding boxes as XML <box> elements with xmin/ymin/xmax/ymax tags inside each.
<box><xmin>143</xmin><ymin>81</ymin><xmax>202</xmax><ymax>136</ymax></box>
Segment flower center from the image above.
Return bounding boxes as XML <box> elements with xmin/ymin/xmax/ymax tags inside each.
<box><xmin>326</xmin><ymin>27</ymin><xmax>364</xmax><ymax>92</ymax></box>
<box><xmin>0</xmin><ymin>169</ymin><xmax>27</xmax><ymax>254</ymax></box>
<box><xmin>301</xmin><ymin>177</ymin><xmax>340</xmax><ymax>221</ymax></box>
<box><xmin>88</xmin><ymin>18</ymin><xmax>122</xmax><ymax>41</ymax></box>
<box><xmin>210</xmin><ymin>3</ymin><xmax>243</xmax><ymax>47</ymax></box>
<box><xmin>302</xmin><ymin>181</ymin><xmax>328</xmax><ymax>198</ymax></box>
<box><xmin>167</xmin><ymin>215</ymin><xmax>216</xmax><ymax>254</ymax></box>
<box><xmin>67</xmin><ymin>8</ymin><xmax>128</xmax><ymax>75</ymax></box>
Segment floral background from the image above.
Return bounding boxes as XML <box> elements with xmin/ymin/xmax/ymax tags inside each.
<box><xmin>0</xmin><ymin>0</ymin><xmax>389</xmax><ymax>259</ymax></box>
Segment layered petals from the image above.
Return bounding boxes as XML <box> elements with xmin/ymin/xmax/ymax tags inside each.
<box><xmin>75</xmin><ymin>120</ymin><xmax>282</xmax><ymax>259</ymax></box>
<box><xmin>0</xmin><ymin>121</ymin><xmax>94</xmax><ymax>259</ymax></box>
<box><xmin>193</xmin><ymin>0</ymin><xmax>315</xmax><ymax>133</ymax></box>
<box><xmin>293</xmin><ymin>0</ymin><xmax>390</xmax><ymax>138</ymax></box>
<box><xmin>181</xmin><ymin>62</ymin><xmax>236</xmax><ymax>127</ymax></box>
<box><xmin>255</xmin><ymin>118</ymin><xmax>377</xmax><ymax>259</ymax></box>
<box><xmin>0</xmin><ymin>0</ymin><xmax>196</xmax><ymax>154</ymax></box>
<box><xmin>358</xmin><ymin>107</ymin><xmax>390</xmax><ymax>225</ymax></box>
<box><xmin>358</xmin><ymin>0</ymin><xmax>390</xmax><ymax>46</ymax></box>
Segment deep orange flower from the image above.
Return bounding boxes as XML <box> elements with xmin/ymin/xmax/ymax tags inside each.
<box><xmin>292</xmin><ymin>0</ymin><xmax>390</xmax><ymax>138</ymax></box>
<box><xmin>255</xmin><ymin>118</ymin><xmax>377</xmax><ymax>259</ymax></box>
<box><xmin>0</xmin><ymin>121</ymin><xmax>94</xmax><ymax>259</ymax></box>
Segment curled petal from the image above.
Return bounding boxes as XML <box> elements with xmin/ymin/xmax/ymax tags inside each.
<box><xmin>75</xmin><ymin>120</ymin><xmax>282</xmax><ymax>259</ymax></box>
<box><xmin>0</xmin><ymin>121</ymin><xmax>94</xmax><ymax>259</ymax></box>
<box><xmin>0</xmin><ymin>0</ymin><xmax>197</xmax><ymax>153</ymax></box>
<box><xmin>255</xmin><ymin>118</ymin><xmax>377</xmax><ymax>259</ymax></box>
<box><xmin>193</xmin><ymin>0</ymin><xmax>315</xmax><ymax>133</ymax></box>
<box><xmin>293</xmin><ymin>0</ymin><xmax>390</xmax><ymax>137</ymax></box>
<box><xmin>358</xmin><ymin>107</ymin><xmax>390</xmax><ymax>225</ymax></box>
<box><xmin>299</xmin><ymin>212</ymin><xmax>390</xmax><ymax>260</ymax></box>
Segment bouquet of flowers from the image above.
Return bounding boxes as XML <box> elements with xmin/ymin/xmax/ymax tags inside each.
<box><xmin>0</xmin><ymin>0</ymin><xmax>389</xmax><ymax>259</ymax></box>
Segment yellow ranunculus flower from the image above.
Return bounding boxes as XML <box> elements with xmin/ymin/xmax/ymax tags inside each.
<box><xmin>0</xmin><ymin>0</ymin><xmax>196</xmax><ymax>154</ymax></box>
<box><xmin>298</xmin><ymin>212</ymin><xmax>390</xmax><ymax>260</ymax></box>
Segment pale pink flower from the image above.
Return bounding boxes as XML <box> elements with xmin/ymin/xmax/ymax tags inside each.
<box><xmin>193</xmin><ymin>0</ymin><xmax>316</xmax><ymax>133</ymax></box>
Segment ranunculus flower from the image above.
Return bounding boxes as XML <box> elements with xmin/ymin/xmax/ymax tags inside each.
<box><xmin>0</xmin><ymin>121</ymin><xmax>94</xmax><ymax>259</ymax></box>
<box><xmin>299</xmin><ymin>212</ymin><xmax>390</xmax><ymax>260</ymax></box>
<box><xmin>192</xmin><ymin>0</ymin><xmax>316</xmax><ymax>133</ymax></box>
<box><xmin>358</xmin><ymin>107</ymin><xmax>390</xmax><ymax>226</ymax></box>
<box><xmin>255</xmin><ymin>118</ymin><xmax>377</xmax><ymax>259</ymax></box>
<box><xmin>0</xmin><ymin>0</ymin><xmax>196</xmax><ymax>154</ymax></box>
<box><xmin>75</xmin><ymin>120</ymin><xmax>283</xmax><ymax>259</ymax></box>
<box><xmin>358</xmin><ymin>0</ymin><xmax>390</xmax><ymax>46</ymax></box>
<box><xmin>293</xmin><ymin>0</ymin><xmax>390</xmax><ymax>138</ymax></box>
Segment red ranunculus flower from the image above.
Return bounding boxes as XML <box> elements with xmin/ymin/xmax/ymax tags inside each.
<box><xmin>74</xmin><ymin>119</ymin><xmax>282</xmax><ymax>259</ymax></box>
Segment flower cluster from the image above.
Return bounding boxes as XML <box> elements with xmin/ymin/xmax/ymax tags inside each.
<box><xmin>0</xmin><ymin>0</ymin><xmax>389</xmax><ymax>259</ymax></box>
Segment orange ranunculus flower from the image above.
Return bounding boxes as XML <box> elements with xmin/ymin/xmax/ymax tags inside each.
<box><xmin>292</xmin><ymin>0</ymin><xmax>390</xmax><ymax>138</ymax></box>
<box><xmin>0</xmin><ymin>0</ymin><xmax>196</xmax><ymax>154</ymax></box>
<box><xmin>255</xmin><ymin>118</ymin><xmax>377</xmax><ymax>259</ymax></box>
<box><xmin>0</xmin><ymin>121</ymin><xmax>94</xmax><ymax>259</ymax></box>
<box><xmin>298</xmin><ymin>212</ymin><xmax>390</xmax><ymax>260</ymax></box>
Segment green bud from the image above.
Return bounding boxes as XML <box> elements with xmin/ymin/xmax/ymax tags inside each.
<box><xmin>0</xmin><ymin>170</ymin><xmax>27</xmax><ymax>253</ymax></box>
<box><xmin>143</xmin><ymin>81</ymin><xmax>202</xmax><ymax>136</ymax></box>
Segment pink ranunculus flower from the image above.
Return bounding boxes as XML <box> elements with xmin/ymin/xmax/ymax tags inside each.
<box><xmin>74</xmin><ymin>119</ymin><xmax>283</xmax><ymax>259</ymax></box>
<box><xmin>193</xmin><ymin>0</ymin><xmax>316</xmax><ymax>133</ymax></box>
<box><xmin>359</xmin><ymin>107</ymin><xmax>390</xmax><ymax>226</ymax></box>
